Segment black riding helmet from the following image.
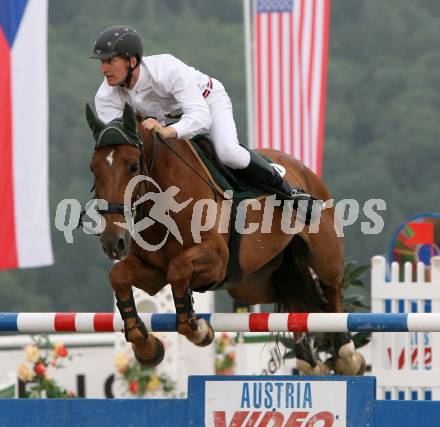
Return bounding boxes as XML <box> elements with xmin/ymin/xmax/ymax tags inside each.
<box><xmin>90</xmin><ymin>25</ymin><xmax>143</xmax><ymax>87</ymax></box>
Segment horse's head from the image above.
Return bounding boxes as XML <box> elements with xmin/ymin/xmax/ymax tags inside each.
<box><xmin>86</xmin><ymin>103</ymin><xmax>145</xmax><ymax>260</ymax></box>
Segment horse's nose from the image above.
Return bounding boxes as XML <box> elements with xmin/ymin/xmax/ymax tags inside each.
<box><xmin>100</xmin><ymin>233</ymin><xmax>128</xmax><ymax>259</ymax></box>
<box><xmin>117</xmin><ymin>237</ymin><xmax>126</xmax><ymax>254</ymax></box>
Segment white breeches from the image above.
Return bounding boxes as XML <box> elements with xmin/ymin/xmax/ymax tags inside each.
<box><xmin>204</xmin><ymin>78</ymin><xmax>251</xmax><ymax>170</ymax></box>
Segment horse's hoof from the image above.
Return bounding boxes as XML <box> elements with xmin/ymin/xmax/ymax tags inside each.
<box><xmin>334</xmin><ymin>351</ymin><xmax>366</xmax><ymax>376</ymax></box>
<box><xmin>296</xmin><ymin>359</ymin><xmax>330</xmax><ymax>376</ymax></box>
<box><xmin>192</xmin><ymin>318</ymin><xmax>215</xmax><ymax>347</ymax></box>
<box><xmin>132</xmin><ymin>335</ymin><xmax>165</xmax><ymax>367</ymax></box>
<box><xmin>338</xmin><ymin>340</ymin><xmax>355</xmax><ymax>359</ymax></box>
<box><xmin>189</xmin><ymin>316</ymin><xmax>198</xmax><ymax>331</ymax></box>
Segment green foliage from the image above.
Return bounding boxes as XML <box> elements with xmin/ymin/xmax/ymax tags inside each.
<box><xmin>1</xmin><ymin>0</ymin><xmax>439</xmax><ymax>311</ymax></box>
<box><xmin>342</xmin><ymin>261</ymin><xmax>371</xmax><ymax>313</ymax></box>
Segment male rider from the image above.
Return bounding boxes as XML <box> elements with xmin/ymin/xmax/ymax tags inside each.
<box><xmin>90</xmin><ymin>25</ymin><xmax>320</xmax><ymax>216</ymax></box>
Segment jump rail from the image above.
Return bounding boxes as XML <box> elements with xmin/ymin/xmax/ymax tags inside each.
<box><xmin>0</xmin><ymin>312</ymin><xmax>439</xmax><ymax>333</ymax></box>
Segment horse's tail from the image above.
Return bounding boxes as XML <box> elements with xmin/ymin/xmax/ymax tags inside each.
<box><xmin>271</xmin><ymin>236</ymin><xmax>330</xmax><ymax>313</ymax></box>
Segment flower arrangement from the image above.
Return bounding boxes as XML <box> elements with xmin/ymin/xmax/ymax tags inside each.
<box><xmin>214</xmin><ymin>332</ymin><xmax>236</xmax><ymax>375</ymax></box>
<box><xmin>17</xmin><ymin>335</ymin><xmax>76</xmax><ymax>398</ymax></box>
<box><xmin>114</xmin><ymin>352</ymin><xmax>176</xmax><ymax>398</ymax></box>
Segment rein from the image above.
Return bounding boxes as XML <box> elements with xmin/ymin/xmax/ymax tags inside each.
<box><xmin>154</xmin><ymin>133</ymin><xmax>218</xmax><ymax>200</ymax></box>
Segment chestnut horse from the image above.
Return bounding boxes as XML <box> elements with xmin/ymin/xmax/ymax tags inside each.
<box><xmin>85</xmin><ymin>103</ymin><xmax>365</xmax><ymax>375</ymax></box>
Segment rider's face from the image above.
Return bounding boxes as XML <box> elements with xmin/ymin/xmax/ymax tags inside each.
<box><xmin>99</xmin><ymin>56</ymin><xmax>129</xmax><ymax>86</ymax></box>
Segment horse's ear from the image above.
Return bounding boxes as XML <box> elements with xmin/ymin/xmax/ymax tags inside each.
<box><xmin>122</xmin><ymin>103</ymin><xmax>137</xmax><ymax>133</ymax></box>
<box><xmin>85</xmin><ymin>103</ymin><xmax>105</xmax><ymax>140</ymax></box>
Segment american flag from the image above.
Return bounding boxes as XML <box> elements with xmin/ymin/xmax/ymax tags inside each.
<box><xmin>252</xmin><ymin>0</ymin><xmax>330</xmax><ymax>175</ymax></box>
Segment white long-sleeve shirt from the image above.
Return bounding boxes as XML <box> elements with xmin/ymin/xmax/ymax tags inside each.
<box><xmin>95</xmin><ymin>54</ymin><xmax>212</xmax><ymax>139</ymax></box>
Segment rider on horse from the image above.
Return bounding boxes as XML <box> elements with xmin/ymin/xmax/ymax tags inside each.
<box><xmin>89</xmin><ymin>25</ymin><xmax>318</xmax><ymax>210</ymax></box>
<box><xmin>85</xmin><ymin>26</ymin><xmax>365</xmax><ymax>376</ymax></box>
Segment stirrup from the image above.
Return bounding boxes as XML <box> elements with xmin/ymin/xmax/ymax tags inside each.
<box><xmin>289</xmin><ymin>187</ymin><xmax>312</xmax><ymax>200</ymax></box>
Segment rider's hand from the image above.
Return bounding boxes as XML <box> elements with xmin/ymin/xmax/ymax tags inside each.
<box><xmin>141</xmin><ymin>118</ymin><xmax>177</xmax><ymax>140</ymax></box>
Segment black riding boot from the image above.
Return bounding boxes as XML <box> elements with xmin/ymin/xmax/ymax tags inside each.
<box><xmin>236</xmin><ymin>150</ymin><xmax>323</xmax><ymax>224</ymax></box>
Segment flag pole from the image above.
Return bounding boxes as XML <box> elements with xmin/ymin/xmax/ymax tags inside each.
<box><xmin>243</xmin><ymin>0</ymin><xmax>261</xmax><ymax>314</ymax></box>
<box><xmin>243</xmin><ymin>0</ymin><xmax>254</xmax><ymax>149</ymax></box>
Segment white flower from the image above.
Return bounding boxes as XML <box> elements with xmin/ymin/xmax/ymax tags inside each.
<box><xmin>24</xmin><ymin>345</ymin><xmax>40</xmax><ymax>363</ymax></box>
<box><xmin>114</xmin><ymin>353</ymin><xmax>130</xmax><ymax>373</ymax></box>
<box><xmin>17</xmin><ymin>363</ymin><xmax>34</xmax><ymax>382</ymax></box>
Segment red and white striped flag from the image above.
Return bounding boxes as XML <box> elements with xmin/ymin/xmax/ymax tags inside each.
<box><xmin>250</xmin><ymin>0</ymin><xmax>330</xmax><ymax>176</ymax></box>
<box><xmin>0</xmin><ymin>0</ymin><xmax>53</xmax><ymax>270</ymax></box>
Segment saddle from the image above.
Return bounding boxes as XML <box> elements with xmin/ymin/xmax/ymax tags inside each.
<box><xmin>186</xmin><ymin>135</ymin><xmax>270</xmax><ymax>201</ymax></box>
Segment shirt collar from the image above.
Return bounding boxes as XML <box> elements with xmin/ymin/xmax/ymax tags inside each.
<box><xmin>129</xmin><ymin>60</ymin><xmax>148</xmax><ymax>93</ymax></box>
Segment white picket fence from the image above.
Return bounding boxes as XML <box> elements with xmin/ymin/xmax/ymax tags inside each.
<box><xmin>371</xmin><ymin>256</ymin><xmax>440</xmax><ymax>400</ymax></box>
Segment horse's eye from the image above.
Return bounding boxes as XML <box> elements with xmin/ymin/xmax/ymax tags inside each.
<box><xmin>129</xmin><ymin>163</ymin><xmax>139</xmax><ymax>174</ymax></box>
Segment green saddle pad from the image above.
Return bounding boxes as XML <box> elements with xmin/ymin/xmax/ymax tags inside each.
<box><xmin>189</xmin><ymin>137</ymin><xmax>269</xmax><ymax>201</ymax></box>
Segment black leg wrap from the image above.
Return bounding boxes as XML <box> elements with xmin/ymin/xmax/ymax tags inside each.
<box><xmin>116</xmin><ymin>290</ymin><xmax>137</xmax><ymax>320</ymax></box>
<box><xmin>121</xmin><ymin>316</ymin><xmax>149</xmax><ymax>342</ymax></box>
<box><xmin>332</xmin><ymin>332</ymin><xmax>353</xmax><ymax>355</ymax></box>
<box><xmin>173</xmin><ymin>289</ymin><xmax>197</xmax><ymax>330</ymax></box>
<box><xmin>116</xmin><ymin>291</ymin><xmax>149</xmax><ymax>341</ymax></box>
<box><xmin>136</xmin><ymin>317</ymin><xmax>149</xmax><ymax>337</ymax></box>
<box><xmin>293</xmin><ymin>334</ymin><xmax>318</xmax><ymax>368</ymax></box>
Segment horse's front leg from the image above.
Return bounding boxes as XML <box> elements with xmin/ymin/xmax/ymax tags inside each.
<box><xmin>167</xmin><ymin>238</ymin><xmax>228</xmax><ymax>346</ymax></box>
<box><xmin>109</xmin><ymin>254</ymin><xmax>167</xmax><ymax>366</ymax></box>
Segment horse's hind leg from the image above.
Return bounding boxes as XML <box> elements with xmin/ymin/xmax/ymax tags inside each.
<box><xmin>109</xmin><ymin>255</ymin><xmax>166</xmax><ymax>366</ymax></box>
<box><xmin>308</xmin><ymin>236</ymin><xmax>366</xmax><ymax>375</ymax></box>
<box><xmin>314</xmin><ymin>277</ymin><xmax>366</xmax><ymax>375</ymax></box>
<box><xmin>331</xmin><ymin>332</ymin><xmax>366</xmax><ymax>375</ymax></box>
<box><xmin>294</xmin><ymin>334</ymin><xmax>330</xmax><ymax>375</ymax></box>
<box><xmin>167</xmin><ymin>238</ymin><xmax>228</xmax><ymax>346</ymax></box>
